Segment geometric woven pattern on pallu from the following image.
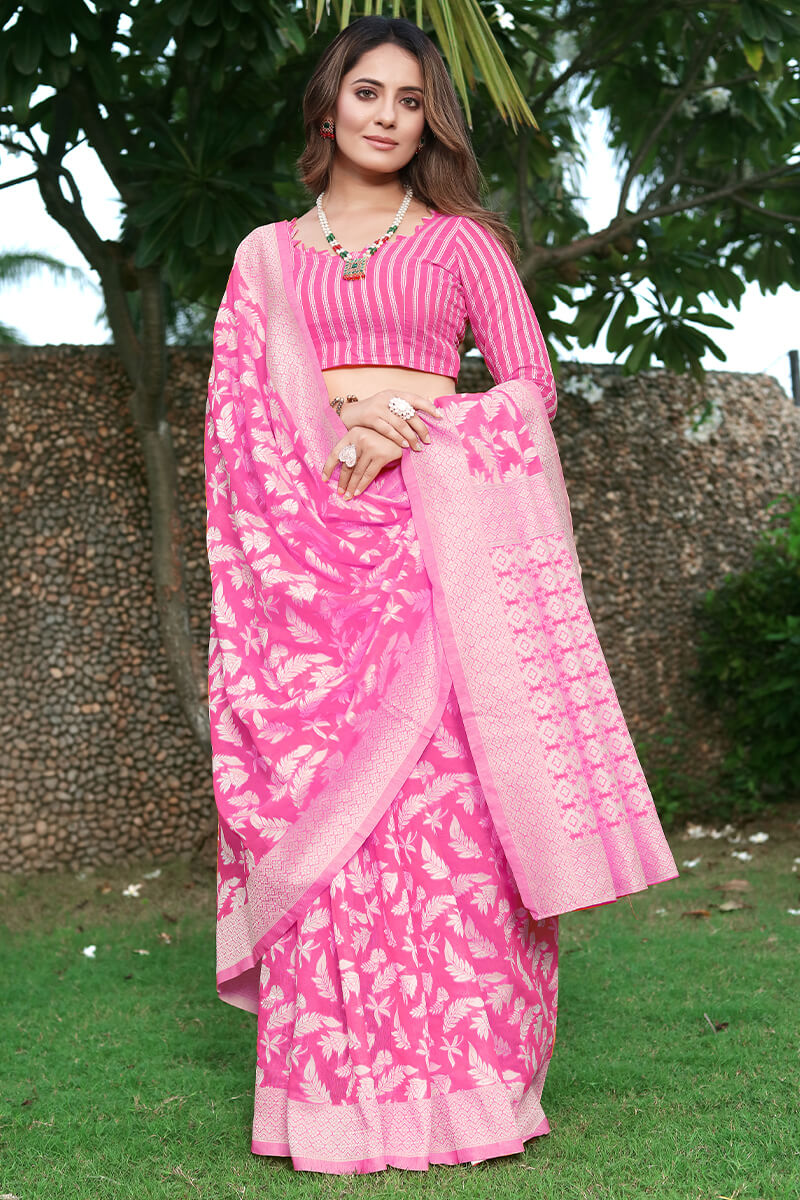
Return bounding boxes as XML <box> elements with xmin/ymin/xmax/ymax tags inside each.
<box><xmin>400</xmin><ymin>379</ymin><xmax>678</xmax><ymax>918</ymax></box>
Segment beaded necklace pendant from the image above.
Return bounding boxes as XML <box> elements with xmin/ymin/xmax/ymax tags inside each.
<box><xmin>342</xmin><ymin>252</ymin><xmax>370</xmax><ymax>281</ymax></box>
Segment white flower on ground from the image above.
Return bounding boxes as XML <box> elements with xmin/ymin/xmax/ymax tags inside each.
<box><xmin>122</xmin><ymin>883</ymin><xmax>142</xmax><ymax>898</ymax></box>
<box><xmin>686</xmin><ymin>823</ymin><xmax>706</xmax><ymax>839</ymax></box>
<box><xmin>731</xmin><ymin>850</ymin><xmax>753</xmax><ymax>862</ymax></box>
<box><xmin>748</xmin><ymin>832</ymin><xmax>769</xmax><ymax>844</ymax></box>
<box><xmin>682</xmin><ymin>857</ymin><xmax>702</xmax><ymax>868</ymax></box>
<box><xmin>655</xmin><ymin>907</ymin><xmax>667</xmax><ymax>915</ymax></box>
<box><xmin>82</xmin><ymin>945</ymin><xmax>97</xmax><ymax>958</ymax></box>
<box><xmin>787</xmin><ymin>909</ymin><xmax>800</xmax><ymax>917</ymax></box>
<box><xmin>142</xmin><ymin>868</ymin><xmax>162</xmax><ymax>879</ymax></box>
<box><xmin>567</xmin><ymin>375</ymin><xmax>604</xmax><ymax>405</ymax></box>
<box><xmin>132</xmin><ymin>949</ymin><xmax>150</xmax><ymax>955</ymax></box>
<box><xmin>709</xmin><ymin>824</ymin><xmax>737</xmax><ymax>839</ymax></box>
<box><xmin>706</xmin><ymin>86</ymin><xmax>732</xmax><ymax>112</ymax></box>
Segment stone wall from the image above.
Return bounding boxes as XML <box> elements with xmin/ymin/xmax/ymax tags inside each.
<box><xmin>2</xmin><ymin>345</ymin><xmax>797</xmax><ymax>873</ymax></box>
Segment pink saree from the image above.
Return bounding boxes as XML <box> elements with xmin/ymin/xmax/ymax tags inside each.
<box><xmin>204</xmin><ymin>221</ymin><xmax>679</xmax><ymax>1173</ymax></box>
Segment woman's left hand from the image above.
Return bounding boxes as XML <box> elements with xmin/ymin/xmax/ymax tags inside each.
<box><xmin>322</xmin><ymin>425</ymin><xmax>404</xmax><ymax>500</ymax></box>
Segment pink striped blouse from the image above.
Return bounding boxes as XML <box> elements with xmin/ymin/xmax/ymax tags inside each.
<box><xmin>288</xmin><ymin>209</ymin><xmax>557</xmax><ymax>419</ymax></box>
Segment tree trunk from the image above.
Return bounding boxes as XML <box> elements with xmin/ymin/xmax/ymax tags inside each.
<box><xmin>128</xmin><ymin>267</ymin><xmax>211</xmax><ymax>751</ymax></box>
<box><xmin>35</xmin><ymin>157</ymin><xmax>210</xmax><ymax>750</ymax></box>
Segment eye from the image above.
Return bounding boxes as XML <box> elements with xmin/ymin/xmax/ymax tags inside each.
<box><xmin>355</xmin><ymin>87</ymin><xmax>420</xmax><ymax>108</ymax></box>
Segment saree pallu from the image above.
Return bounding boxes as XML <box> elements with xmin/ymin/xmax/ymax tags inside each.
<box><xmin>204</xmin><ymin>221</ymin><xmax>679</xmax><ymax>1172</ymax></box>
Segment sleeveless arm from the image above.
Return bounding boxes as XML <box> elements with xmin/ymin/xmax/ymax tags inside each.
<box><xmin>455</xmin><ymin>216</ymin><xmax>557</xmax><ymax>420</ymax></box>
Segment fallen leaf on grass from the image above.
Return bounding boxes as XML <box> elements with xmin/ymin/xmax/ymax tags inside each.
<box><xmin>132</xmin><ymin>949</ymin><xmax>150</xmax><ymax>955</ymax></box>
<box><xmin>682</xmin><ymin>909</ymin><xmax>711</xmax><ymax>919</ymax></box>
<box><xmin>717</xmin><ymin>900</ymin><xmax>746</xmax><ymax>912</ymax></box>
<box><xmin>715</xmin><ymin>879</ymin><xmax>751</xmax><ymax>892</ymax></box>
<box><xmin>703</xmin><ymin>1012</ymin><xmax>729</xmax><ymax>1033</ymax></box>
<box><xmin>158</xmin><ymin>932</ymin><xmax>172</xmax><ymax>944</ymax></box>
<box><xmin>97</xmin><ymin>883</ymin><xmax>112</xmax><ymax>895</ymax></box>
<box><xmin>682</xmin><ymin>857</ymin><xmax>702</xmax><ymax>868</ymax></box>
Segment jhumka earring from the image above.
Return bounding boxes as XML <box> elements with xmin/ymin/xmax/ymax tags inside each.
<box><xmin>319</xmin><ymin>117</ymin><xmax>335</xmax><ymax>139</ymax></box>
<box><xmin>415</xmin><ymin>134</ymin><xmax>426</xmax><ymax>154</ymax></box>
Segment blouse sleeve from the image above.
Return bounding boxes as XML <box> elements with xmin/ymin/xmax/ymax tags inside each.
<box><xmin>455</xmin><ymin>215</ymin><xmax>557</xmax><ymax>420</ymax></box>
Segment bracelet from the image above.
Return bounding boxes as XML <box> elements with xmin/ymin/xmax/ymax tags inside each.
<box><xmin>329</xmin><ymin>393</ymin><xmax>359</xmax><ymax>417</ymax></box>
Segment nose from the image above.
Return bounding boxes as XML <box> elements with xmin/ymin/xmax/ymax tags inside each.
<box><xmin>376</xmin><ymin>94</ymin><xmax>398</xmax><ymax>125</ymax></box>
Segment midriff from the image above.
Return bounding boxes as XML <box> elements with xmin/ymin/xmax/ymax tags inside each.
<box><xmin>321</xmin><ymin>364</ymin><xmax>458</xmax><ymax>409</ymax></box>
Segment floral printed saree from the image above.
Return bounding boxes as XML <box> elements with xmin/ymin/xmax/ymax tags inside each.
<box><xmin>204</xmin><ymin>220</ymin><xmax>679</xmax><ymax>1172</ymax></box>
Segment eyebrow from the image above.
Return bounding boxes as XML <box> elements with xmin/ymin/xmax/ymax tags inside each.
<box><xmin>351</xmin><ymin>76</ymin><xmax>424</xmax><ymax>94</ymax></box>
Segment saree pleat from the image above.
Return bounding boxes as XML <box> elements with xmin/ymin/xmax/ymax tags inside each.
<box><xmin>251</xmin><ymin>682</ymin><xmax>558</xmax><ymax>1173</ymax></box>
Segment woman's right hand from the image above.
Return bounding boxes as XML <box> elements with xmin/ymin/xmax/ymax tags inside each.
<box><xmin>340</xmin><ymin>388</ymin><xmax>443</xmax><ymax>449</ymax></box>
<box><xmin>322</xmin><ymin>426</ymin><xmax>404</xmax><ymax>500</ymax></box>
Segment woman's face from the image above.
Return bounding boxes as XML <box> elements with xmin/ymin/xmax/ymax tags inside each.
<box><xmin>332</xmin><ymin>43</ymin><xmax>426</xmax><ymax>174</ymax></box>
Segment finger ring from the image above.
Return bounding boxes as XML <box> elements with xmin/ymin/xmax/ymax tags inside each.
<box><xmin>338</xmin><ymin>443</ymin><xmax>358</xmax><ymax>468</ymax></box>
<box><xmin>388</xmin><ymin>396</ymin><xmax>415</xmax><ymax>421</ymax></box>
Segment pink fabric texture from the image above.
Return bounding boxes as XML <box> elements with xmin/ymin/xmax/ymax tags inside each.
<box><xmin>251</xmin><ymin>683</ymin><xmax>558</xmax><ymax>1172</ymax></box>
<box><xmin>204</xmin><ymin>217</ymin><xmax>679</xmax><ymax>1171</ymax></box>
<box><xmin>288</xmin><ymin>211</ymin><xmax>557</xmax><ymax>418</ymax></box>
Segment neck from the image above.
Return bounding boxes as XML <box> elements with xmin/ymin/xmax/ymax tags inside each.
<box><xmin>321</xmin><ymin>162</ymin><xmax>410</xmax><ymax>219</ymax></box>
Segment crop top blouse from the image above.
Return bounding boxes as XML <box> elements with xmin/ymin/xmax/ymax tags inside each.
<box><xmin>287</xmin><ymin>209</ymin><xmax>557</xmax><ymax>420</ymax></box>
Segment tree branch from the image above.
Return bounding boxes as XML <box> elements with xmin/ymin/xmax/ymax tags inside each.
<box><xmin>730</xmin><ymin>193</ymin><xmax>800</xmax><ymax>223</ymax></box>
<box><xmin>68</xmin><ymin>77</ymin><xmax>135</xmax><ymax>203</ymax></box>
<box><xmin>522</xmin><ymin>164</ymin><xmax>795</xmax><ymax>276</ymax></box>
<box><xmin>0</xmin><ymin>171</ymin><xmax>38</xmax><ymax>190</ymax></box>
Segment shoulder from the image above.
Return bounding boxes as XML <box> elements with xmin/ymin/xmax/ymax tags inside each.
<box><xmin>231</xmin><ymin>222</ymin><xmax>282</xmax><ymax>283</ymax></box>
<box><xmin>234</xmin><ymin>222</ymin><xmax>280</xmax><ymax>260</ymax></box>
<box><xmin>453</xmin><ymin>213</ymin><xmax>510</xmax><ymax>257</ymax></box>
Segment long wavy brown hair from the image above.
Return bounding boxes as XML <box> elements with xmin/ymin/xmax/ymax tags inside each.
<box><xmin>295</xmin><ymin>15</ymin><xmax>519</xmax><ymax>262</ymax></box>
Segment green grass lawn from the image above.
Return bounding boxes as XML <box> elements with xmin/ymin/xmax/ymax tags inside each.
<box><xmin>1</xmin><ymin>809</ymin><xmax>799</xmax><ymax>1200</ymax></box>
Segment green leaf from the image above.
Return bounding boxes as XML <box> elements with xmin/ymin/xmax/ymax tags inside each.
<box><xmin>182</xmin><ymin>196</ymin><xmax>213</xmax><ymax>247</ymax></box>
<box><xmin>682</xmin><ymin>311</ymin><xmax>735</xmax><ymax>330</ymax></box>
<box><xmin>166</xmin><ymin>0</ymin><xmax>194</xmax><ymax>24</ymax></box>
<box><xmin>623</xmin><ymin>329</ymin><xmax>656</xmax><ymax>374</ymax></box>
<box><xmin>741</xmin><ymin>38</ymin><xmax>764</xmax><ymax>71</ymax></box>
<box><xmin>190</xmin><ymin>0</ymin><xmax>219</xmax><ymax>27</ymax></box>
<box><xmin>740</xmin><ymin>1</ymin><xmax>767</xmax><ymax>40</ymax></box>
<box><xmin>605</xmin><ymin>291</ymin><xmax>637</xmax><ymax>354</ymax></box>
<box><xmin>11</xmin><ymin>21</ymin><xmax>43</xmax><ymax>75</ymax></box>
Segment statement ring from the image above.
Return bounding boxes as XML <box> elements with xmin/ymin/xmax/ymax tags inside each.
<box><xmin>338</xmin><ymin>443</ymin><xmax>358</xmax><ymax>468</ymax></box>
<box><xmin>388</xmin><ymin>396</ymin><xmax>416</xmax><ymax>421</ymax></box>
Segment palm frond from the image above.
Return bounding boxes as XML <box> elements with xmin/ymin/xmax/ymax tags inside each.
<box><xmin>0</xmin><ymin>252</ymin><xmax>96</xmax><ymax>290</ymax></box>
<box><xmin>0</xmin><ymin>318</ymin><xmax>24</xmax><ymax>345</ymax></box>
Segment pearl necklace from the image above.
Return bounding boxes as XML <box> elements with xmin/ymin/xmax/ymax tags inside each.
<box><xmin>315</xmin><ymin>186</ymin><xmax>414</xmax><ymax>280</ymax></box>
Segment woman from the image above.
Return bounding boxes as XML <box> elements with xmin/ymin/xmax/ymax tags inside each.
<box><xmin>204</xmin><ymin>15</ymin><xmax>678</xmax><ymax>1175</ymax></box>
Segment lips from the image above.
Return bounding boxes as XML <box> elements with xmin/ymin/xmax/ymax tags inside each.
<box><xmin>365</xmin><ymin>136</ymin><xmax>398</xmax><ymax>146</ymax></box>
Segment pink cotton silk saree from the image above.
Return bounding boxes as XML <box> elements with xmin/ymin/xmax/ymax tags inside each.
<box><xmin>204</xmin><ymin>220</ymin><xmax>679</xmax><ymax>1172</ymax></box>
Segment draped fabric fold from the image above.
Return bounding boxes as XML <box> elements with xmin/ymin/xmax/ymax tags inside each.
<box><xmin>204</xmin><ymin>221</ymin><xmax>678</xmax><ymax>1016</ymax></box>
